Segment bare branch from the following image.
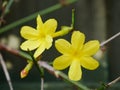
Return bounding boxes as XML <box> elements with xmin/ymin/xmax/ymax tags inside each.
<box><xmin>38</xmin><ymin>61</ymin><xmax>90</xmax><ymax>90</ymax></box>
<box><xmin>41</xmin><ymin>78</ymin><xmax>44</xmax><ymax>90</ymax></box>
<box><xmin>100</xmin><ymin>32</ymin><xmax>120</xmax><ymax>47</ymax></box>
<box><xmin>0</xmin><ymin>53</ymin><xmax>13</xmax><ymax>90</ymax></box>
<box><xmin>106</xmin><ymin>76</ymin><xmax>120</xmax><ymax>87</ymax></box>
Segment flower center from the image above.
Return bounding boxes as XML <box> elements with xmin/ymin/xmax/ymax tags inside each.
<box><xmin>72</xmin><ymin>50</ymin><xmax>84</xmax><ymax>61</ymax></box>
<box><xmin>38</xmin><ymin>32</ymin><xmax>46</xmax><ymax>39</ymax></box>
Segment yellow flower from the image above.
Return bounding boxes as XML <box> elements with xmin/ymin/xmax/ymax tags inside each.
<box><xmin>53</xmin><ymin>31</ymin><xmax>100</xmax><ymax>81</ymax></box>
<box><xmin>20</xmin><ymin>15</ymin><xmax>57</xmax><ymax>58</ymax></box>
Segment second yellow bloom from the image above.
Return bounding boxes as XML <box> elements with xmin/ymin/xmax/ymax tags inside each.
<box><xmin>53</xmin><ymin>31</ymin><xmax>100</xmax><ymax>81</ymax></box>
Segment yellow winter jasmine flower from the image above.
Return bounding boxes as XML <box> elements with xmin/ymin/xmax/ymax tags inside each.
<box><xmin>53</xmin><ymin>31</ymin><xmax>100</xmax><ymax>81</ymax></box>
<box><xmin>20</xmin><ymin>15</ymin><xmax>57</xmax><ymax>58</ymax></box>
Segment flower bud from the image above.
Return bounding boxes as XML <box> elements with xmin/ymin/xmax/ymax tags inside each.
<box><xmin>20</xmin><ymin>61</ymin><xmax>33</xmax><ymax>78</ymax></box>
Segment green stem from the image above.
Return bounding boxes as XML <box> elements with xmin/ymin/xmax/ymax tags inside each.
<box><xmin>38</xmin><ymin>61</ymin><xmax>90</xmax><ymax>90</ymax></box>
<box><xmin>0</xmin><ymin>0</ymin><xmax>78</xmax><ymax>34</ymax></box>
<box><xmin>4</xmin><ymin>0</ymin><xmax>14</xmax><ymax>14</ymax></box>
<box><xmin>57</xmin><ymin>71</ymin><xmax>90</xmax><ymax>90</ymax></box>
<box><xmin>0</xmin><ymin>44</ymin><xmax>90</xmax><ymax>89</ymax></box>
<box><xmin>71</xmin><ymin>9</ymin><xmax>75</xmax><ymax>28</ymax></box>
<box><xmin>20</xmin><ymin>51</ymin><xmax>90</xmax><ymax>90</ymax></box>
<box><xmin>28</xmin><ymin>51</ymin><xmax>44</xmax><ymax>77</ymax></box>
<box><xmin>27</xmin><ymin>51</ymin><xmax>44</xmax><ymax>90</ymax></box>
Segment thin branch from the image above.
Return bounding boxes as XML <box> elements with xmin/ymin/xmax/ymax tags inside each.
<box><xmin>71</xmin><ymin>9</ymin><xmax>75</xmax><ymax>28</ymax></box>
<box><xmin>41</xmin><ymin>78</ymin><xmax>44</xmax><ymax>90</ymax></box>
<box><xmin>28</xmin><ymin>50</ymin><xmax>44</xmax><ymax>77</ymax></box>
<box><xmin>100</xmin><ymin>32</ymin><xmax>120</xmax><ymax>47</ymax></box>
<box><xmin>0</xmin><ymin>32</ymin><xmax>120</xmax><ymax>90</ymax></box>
<box><xmin>0</xmin><ymin>0</ymin><xmax>14</xmax><ymax>26</ymax></box>
<box><xmin>4</xmin><ymin>0</ymin><xmax>14</xmax><ymax>14</ymax></box>
<box><xmin>0</xmin><ymin>0</ymin><xmax>78</xmax><ymax>34</ymax></box>
<box><xmin>28</xmin><ymin>50</ymin><xmax>44</xmax><ymax>90</ymax></box>
<box><xmin>1</xmin><ymin>32</ymin><xmax>119</xmax><ymax>59</ymax></box>
<box><xmin>38</xmin><ymin>61</ymin><xmax>90</xmax><ymax>90</ymax></box>
<box><xmin>0</xmin><ymin>53</ymin><xmax>13</xmax><ymax>90</ymax></box>
<box><xmin>96</xmin><ymin>76</ymin><xmax>120</xmax><ymax>90</ymax></box>
<box><xmin>0</xmin><ymin>44</ymin><xmax>31</xmax><ymax>60</ymax></box>
<box><xmin>0</xmin><ymin>45</ymin><xmax>90</xmax><ymax>90</ymax></box>
<box><xmin>106</xmin><ymin>76</ymin><xmax>120</xmax><ymax>88</ymax></box>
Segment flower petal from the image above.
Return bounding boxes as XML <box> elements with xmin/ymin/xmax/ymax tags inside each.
<box><xmin>43</xmin><ymin>19</ymin><xmax>57</xmax><ymax>35</ymax></box>
<box><xmin>53</xmin><ymin>55</ymin><xmax>72</xmax><ymax>70</ymax></box>
<box><xmin>44</xmin><ymin>35</ymin><xmax>53</xmax><ymax>49</ymax></box>
<box><xmin>71</xmin><ymin>31</ymin><xmax>85</xmax><ymax>50</ymax></box>
<box><xmin>34</xmin><ymin>44</ymin><xmax>45</xmax><ymax>58</ymax></box>
<box><xmin>68</xmin><ymin>60</ymin><xmax>82</xmax><ymax>81</ymax></box>
<box><xmin>80</xmin><ymin>56</ymin><xmax>99</xmax><ymax>70</ymax></box>
<box><xmin>55</xmin><ymin>39</ymin><xmax>72</xmax><ymax>55</ymax></box>
<box><xmin>20</xmin><ymin>26</ymin><xmax>39</xmax><ymax>40</ymax></box>
<box><xmin>37</xmin><ymin>15</ymin><xmax>43</xmax><ymax>31</ymax></box>
<box><xmin>20</xmin><ymin>40</ymin><xmax>40</xmax><ymax>51</ymax></box>
<box><xmin>82</xmin><ymin>40</ymin><xmax>100</xmax><ymax>56</ymax></box>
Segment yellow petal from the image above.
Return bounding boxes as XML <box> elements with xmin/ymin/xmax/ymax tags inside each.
<box><xmin>55</xmin><ymin>39</ymin><xmax>72</xmax><ymax>55</ymax></box>
<box><xmin>34</xmin><ymin>44</ymin><xmax>45</xmax><ymax>58</ymax></box>
<box><xmin>20</xmin><ymin>40</ymin><xmax>40</xmax><ymax>51</ymax></box>
<box><xmin>43</xmin><ymin>19</ymin><xmax>57</xmax><ymax>35</ymax></box>
<box><xmin>80</xmin><ymin>56</ymin><xmax>99</xmax><ymax>70</ymax></box>
<box><xmin>44</xmin><ymin>35</ymin><xmax>53</xmax><ymax>49</ymax></box>
<box><xmin>82</xmin><ymin>40</ymin><xmax>100</xmax><ymax>56</ymax></box>
<box><xmin>37</xmin><ymin>15</ymin><xmax>43</xmax><ymax>31</ymax></box>
<box><xmin>20</xmin><ymin>26</ymin><xmax>39</xmax><ymax>40</ymax></box>
<box><xmin>68</xmin><ymin>60</ymin><xmax>82</xmax><ymax>81</ymax></box>
<box><xmin>71</xmin><ymin>31</ymin><xmax>85</xmax><ymax>50</ymax></box>
<box><xmin>53</xmin><ymin>55</ymin><xmax>72</xmax><ymax>70</ymax></box>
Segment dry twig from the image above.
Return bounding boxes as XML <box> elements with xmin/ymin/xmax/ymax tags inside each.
<box><xmin>0</xmin><ymin>53</ymin><xmax>13</xmax><ymax>90</ymax></box>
